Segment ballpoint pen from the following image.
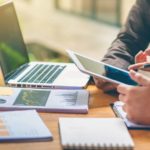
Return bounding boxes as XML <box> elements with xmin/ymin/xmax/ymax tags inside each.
<box><xmin>137</xmin><ymin>63</ymin><xmax>150</xmax><ymax>78</ymax></box>
<box><xmin>139</xmin><ymin>63</ymin><xmax>150</xmax><ymax>71</ymax></box>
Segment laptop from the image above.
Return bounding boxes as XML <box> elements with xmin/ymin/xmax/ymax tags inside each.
<box><xmin>0</xmin><ymin>1</ymin><xmax>90</xmax><ymax>89</ymax></box>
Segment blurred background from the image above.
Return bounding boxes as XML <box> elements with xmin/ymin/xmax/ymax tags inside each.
<box><xmin>0</xmin><ymin>0</ymin><xmax>135</xmax><ymax>62</ymax></box>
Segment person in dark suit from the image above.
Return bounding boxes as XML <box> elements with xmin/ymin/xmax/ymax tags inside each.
<box><xmin>94</xmin><ymin>0</ymin><xmax>150</xmax><ymax>91</ymax></box>
<box><xmin>94</xmin><ymin>0</ymin><xmax>150</xmax><ymax>124</ymax></box>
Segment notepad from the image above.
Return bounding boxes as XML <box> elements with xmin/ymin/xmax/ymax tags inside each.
<box><xmin>0</xmin><ymin>110</ymin><xmax>53</xmax><ymax>142</ymax></box>
<box><xmin>59</xmin><ymin>118</ymin><xmax>134</xmax><ymax>150</ymax></box>
<box><xmin>112</xmin><ymin>101</ymin><xmax>150</xmax><ymax>129</ymax></box>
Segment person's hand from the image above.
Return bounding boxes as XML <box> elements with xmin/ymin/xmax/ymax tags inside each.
<box><xmin>93</xmin><ymin>77</ymin><xmax>117</xmax><ymax>92</ymax></box>
<box><xmin>128</xmin><ymin>49</ymin><xmax>150</xmax><ymax>70</ymax></box>
<box><xmin>128</xmin><ymin>62</ymin><xmax>147</xmax><ymax>70</ymax></box>
<box><xmin>135</xmin><ymin>50</ymin><xmax>147</xmax><ymax>63</ymax></box>
<box><xmin>117</xmin><ymin>70</ymin><xmax>150</xmax><ymax>125</ymax></box>
<box><xmin>135</xmin><ymin>49</ymin><xmax>150</xmax><ymax>63</ymax></box>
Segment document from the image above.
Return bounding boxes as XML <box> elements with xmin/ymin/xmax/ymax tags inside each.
<box><xmin>0</xmin><ymin>110</ymin><xmax>53</xmax><ymax>142</ymax></box>
<box><xmin>0</xmin><ymin>87</ymin><xmax>89</xmax><ymax>113</ymax></box>
<box><xmin>112</xmin><ymin>101</ymin><xmax>150</xmax><ymax>129</ymax></box>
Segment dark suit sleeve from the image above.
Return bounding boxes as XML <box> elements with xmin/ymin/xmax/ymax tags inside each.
<box><xmin>102</xmin><ymin>0</ymin><xmax>150</xmax><ymax>70</ymax></box>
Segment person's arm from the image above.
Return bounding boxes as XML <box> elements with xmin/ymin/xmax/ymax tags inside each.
<box><xmin>117</xmin><ymin>70</ymin><xmax>150</xmax><ymax>125</ymax></box>
<box><xmin>102</xmin><ymin>0</ymin><xmax>150</xmax><ymax>70</ymax></box>
<box><xmin>94</xmin><ymin>0</ymin><xmax>150</xmax><ymax>91</ymax></box>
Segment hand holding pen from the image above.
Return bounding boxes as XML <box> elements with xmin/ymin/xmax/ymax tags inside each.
<box><xmin>128</xmin><ymin>49</ymin><xmax>150</xmax><ymax>71</ymax></box>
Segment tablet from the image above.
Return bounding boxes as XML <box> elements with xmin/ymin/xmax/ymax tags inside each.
<box><xmin>67</xmin><ymin>50</ymin><xmax>137</xmax><ymax>85</ymax></box>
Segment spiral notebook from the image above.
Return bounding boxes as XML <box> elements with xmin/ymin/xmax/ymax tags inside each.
<box><xmin>59</xmin><ymin>118</ymin><xmax>134</xmax><ymax>150</ymax></box>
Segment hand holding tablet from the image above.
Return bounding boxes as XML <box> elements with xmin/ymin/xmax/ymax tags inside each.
<box><xmin>66</xmin><ymin>49</ymin><xmax>137</xmax><ymax>86</ymax></box>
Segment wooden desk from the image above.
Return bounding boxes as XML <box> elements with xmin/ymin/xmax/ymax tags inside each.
<box><xmin>0</xmin><ymin>85</ymin><xmax>150</xmax><ymax>150</ymax></box>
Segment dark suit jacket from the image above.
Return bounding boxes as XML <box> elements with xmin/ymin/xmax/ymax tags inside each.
<box><xmin>102</xmin><ymin>0</ymin><xmax>150</xmax><ymax>70</ymax></box>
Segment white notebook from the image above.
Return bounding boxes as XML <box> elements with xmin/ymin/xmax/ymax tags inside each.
<box><xmin>59</xmin><ymin>118</ymin><xmax>134</xmax><ymax>150</ymax></box>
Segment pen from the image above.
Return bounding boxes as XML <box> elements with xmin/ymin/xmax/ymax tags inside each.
<box><xmin>139</xmin><ymin>63</ymin><xmax>150</xmax><ymax>71</ymax></box>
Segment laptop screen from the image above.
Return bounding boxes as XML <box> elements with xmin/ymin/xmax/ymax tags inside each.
<box><xmin>0</xmin><ymin>1</ymin><xmax>29</xmax><ymax>78</ymax></box>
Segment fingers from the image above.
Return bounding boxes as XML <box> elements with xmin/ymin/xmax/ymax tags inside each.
<box><xmin>128</xmin><ymin>62</ymin><xmax>145</xmax><ymax>70</ymax></box>
<box><xmin>93</xmin><ymin>77</ymin><xmax>106</xmax><ymax>89</ymax></box>
<box><xmin>135</xmin><ymin>51</ymin><xmax>143</xmax><ymax>63</ymax></box>
<box><xmin>145</xmin><ymin>49</ymin><xmax>150</xmax><ymax>62</ymax></box>
<box><xmin>101</xmin><ymin>82</ymin><xmax>117</xmax><ymax>92</ymax></box>
<box><xmin>129</xmin><ymin>70</ymin><xmax>150</xmax><ymax>86</ymax></box>
<box><xmin>118</xmin><ymin>93</ymin><xmax>126</xmax><ymax>102</ymax></box>
<box><xmin>145</xmin><ymin>49</ymin><xmax>150</xmax><ymax>55</ymax></box>
<box><xmin>135</xmin><ymin>50</ymin><xmax>147</xmax><ymax>63</ymax></box>
<box><xmin>129</xmin><ymin>49</ymin><xmax>150</xmax><ymax>70</ymax></box>
<box><xmin>134</xmin><ymin>49</ymin><xmax>150</xmax><ymax>64</ymax></box>
<box><xmin>93</xmin><ymin>77</ymin><xmax>117</xmax><ymax>92</ymax></box>
<box><xmin>117</xmin><ymin>84</ymin><xmax>134</xmax><ymax>105</ymax></box>
<box><xmin>117</xmin><ymin>84</ymin><xmax>130</xmax><ymax>95</ymax></box>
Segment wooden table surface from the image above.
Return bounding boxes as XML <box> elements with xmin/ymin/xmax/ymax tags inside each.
<box><xmin>0</xmin><ymin>85</ymin><xmax>150</xmax><ymax>150</ymax></box>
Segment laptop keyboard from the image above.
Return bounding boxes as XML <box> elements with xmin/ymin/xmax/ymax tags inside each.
<box><xmin>19</xmin><ymin>64</ymin><xmax>66</xmax><ymax>84</ymax></box>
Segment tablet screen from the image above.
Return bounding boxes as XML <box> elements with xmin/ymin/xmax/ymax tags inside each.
<box><xmin>74</xmin><ymin>53</ymin><xmax>137</xmax><ymax>85</ymax></box>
